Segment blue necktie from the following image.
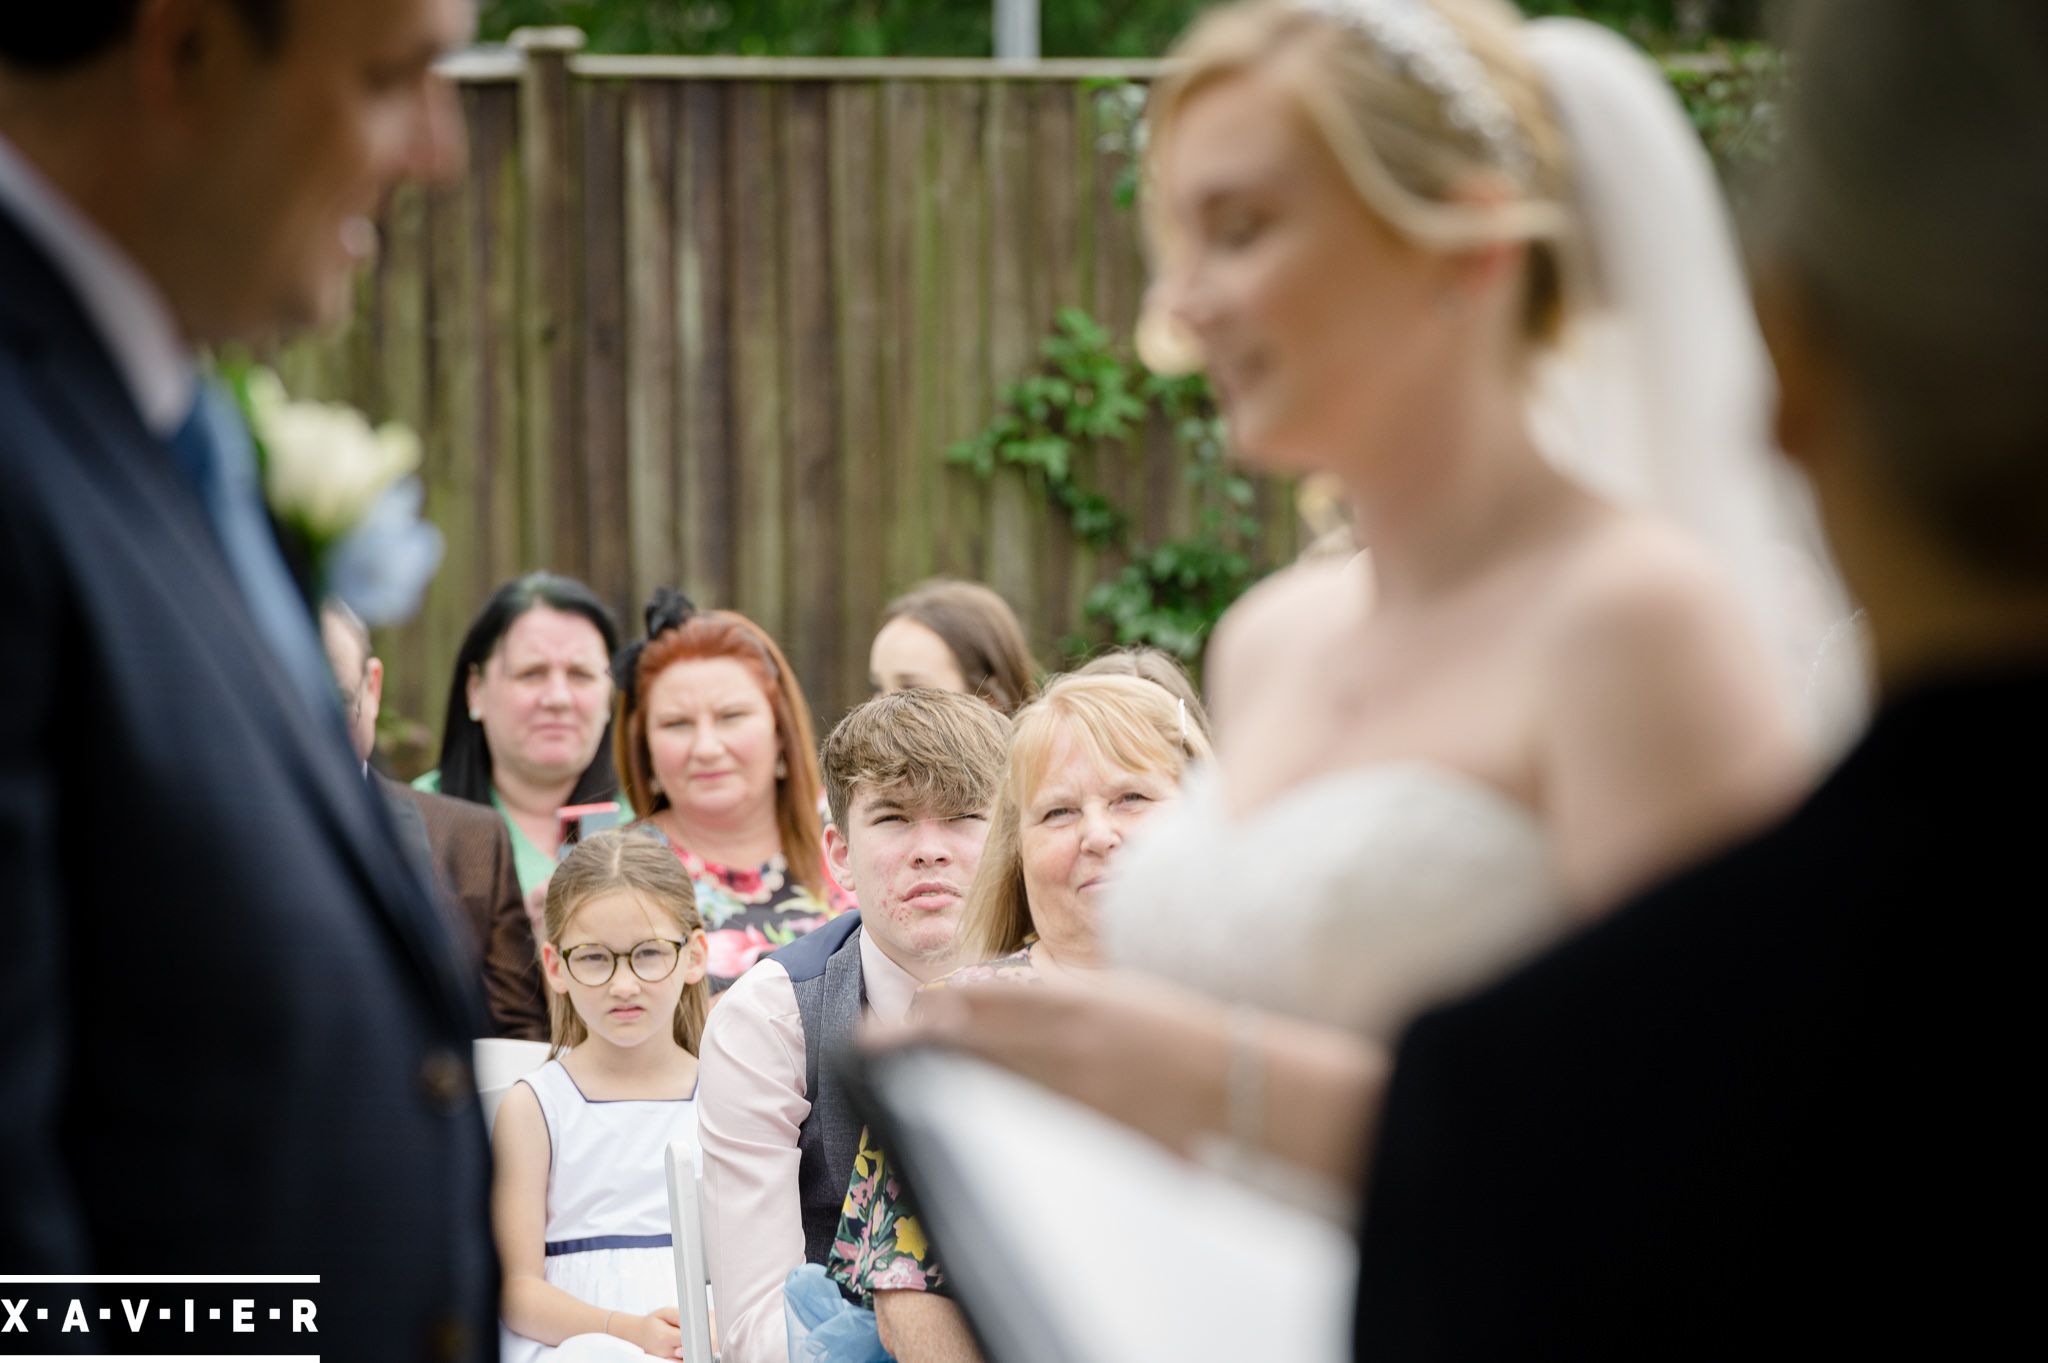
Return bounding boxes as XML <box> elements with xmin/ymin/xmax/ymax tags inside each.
<box><xmin>166</xmin><ymin>382</ymin><xmax>346</xmax><ymax>726</ymax></box>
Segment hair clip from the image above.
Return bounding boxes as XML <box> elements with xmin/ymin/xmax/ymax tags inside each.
<box><xmin>1295</xmin><ymin>0</ymin><xmax>1530</xmax><ymax>180</ymax></box>
<box><xmin>1178</xmin><ymin>697</ymin><xmax>1189</xmax><ymax>746</ymax></box>
<box><xmin>614</xmin><ymin>588</ymin><xmax>701</xmax><ymax>713</ymax></box>
<box><xmin>643</xmin><ymin>587</ymin><xmax>697</xmax><ymax>640</ymax></box>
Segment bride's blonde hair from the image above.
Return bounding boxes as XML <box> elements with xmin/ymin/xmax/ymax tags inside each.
<box><xmin>1139</xmin><ymin>0</ymin><xmax>1581</xmax><ymax>370</ymax></box>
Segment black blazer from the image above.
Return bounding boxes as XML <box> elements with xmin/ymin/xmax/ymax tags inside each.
<box><xmin>0</xmin><ymin>207</ymin><xmax>496</xmax><ymax>1359</ymax></box>
<box><xmin>1353</xmin><ymin>662</ymin><xmax>2042</xmax><ymax>1359</ymax></box>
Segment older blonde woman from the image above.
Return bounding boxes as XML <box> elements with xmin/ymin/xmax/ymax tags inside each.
<box><xmin>824</xmin><ymin>675</ymin><xmax>1212</xmax><ymax>1360</ymax></box>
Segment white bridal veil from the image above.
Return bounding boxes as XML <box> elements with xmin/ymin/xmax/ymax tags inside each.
<box><xmin>1523</xmin><ymin>19</ymin><xmax>1869</xmax><ymax>753</ymax></box>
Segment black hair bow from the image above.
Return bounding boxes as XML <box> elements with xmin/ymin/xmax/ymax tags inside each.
<box><xmin>613</xmin><ymin>588</ymin><xmax>697</xmax><ymax>713</ymax></box>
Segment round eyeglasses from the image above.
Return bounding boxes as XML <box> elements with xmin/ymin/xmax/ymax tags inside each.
<box><xmin>561</xmin><ymin>937</ymin><xmax>685</xmax><ymax>987</ymax></box>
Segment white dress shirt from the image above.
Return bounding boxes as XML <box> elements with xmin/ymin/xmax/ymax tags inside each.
<box><xmin>0</xmin><ymin>133</ymin><xmax>195</xmax><ymax>436</ymax></box>
<box><xmin>697</xmin><ymin>929</ymin><xmax>922</xmax><ymax>1363</ymax></box>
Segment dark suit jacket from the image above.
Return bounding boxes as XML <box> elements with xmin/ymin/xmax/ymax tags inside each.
<box><xmin>381</xmin><ymin>772</ymin><xmax>550</xmax><ymax>1041</ymax></box>
<box><xmin>1353</xmin><ymin>662</ymin><xmax>2041</xmax><ymax>1359</ymax></box>
<box><xmin>0</xmin><ymin>208</ymin><xmax>496</xmax><ymax>1358</ymax></box>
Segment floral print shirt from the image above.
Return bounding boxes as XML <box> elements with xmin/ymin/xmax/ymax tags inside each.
<box><xmin>827</xmin><ymin>948</ymin><xmax>1040</xmax><ymax>1304</ymax></box>
<box><xmin>644</xmin><ymin>826</ymin><xmax>857</xmax><ymax>990</ymax></box>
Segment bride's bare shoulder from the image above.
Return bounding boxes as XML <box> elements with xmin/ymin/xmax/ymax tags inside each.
<box><xmin>1536</xmin><ymin>510</ymin><xmax>1765</xmax><ymax>687</ymax></box>
<box><xmin>1205</xmin><ymin>553</ymin><xmax>1370</xmax><ymax>722</ymax></box>
<box><xmin>1552</xmin><ymin>512</ymin><xmax>1733</xmax><ymax>619</ymax></box>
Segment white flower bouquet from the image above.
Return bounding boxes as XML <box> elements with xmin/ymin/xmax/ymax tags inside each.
<box><xmin>227</xmin><ymin>366</ymin><xmax>445</xmax><ymax>625</ymax></box>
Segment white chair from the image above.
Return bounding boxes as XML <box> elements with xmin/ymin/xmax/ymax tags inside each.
<box><xmin>473</xmin><ymin>1037</ymin><xmax>553</xmax><ymax>1134</ymax></box>
<box><xmin>665</xmin><ymin>1139</ymin><xmax>718</xmax><ymax>1363</ymax></box>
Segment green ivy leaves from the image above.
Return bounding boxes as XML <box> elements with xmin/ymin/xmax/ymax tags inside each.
<box><xmin>948</xmin><ymin>308</ymin><xmax>1268</xmax><ymax>670</ymax></box>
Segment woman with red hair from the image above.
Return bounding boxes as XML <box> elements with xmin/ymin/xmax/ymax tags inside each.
<box><xmin>615</xmin><ymin>590</ymin><xmax>853</xmax><ymax>989</ymax></box>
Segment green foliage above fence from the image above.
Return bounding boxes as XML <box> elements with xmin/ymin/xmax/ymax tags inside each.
<box><xmin>479</xmin><ymin>0</ymin><xmax>1768</xmax><ymax>58</ymax></box>
<box><xmin>1669</xmin><ymin>44</ymin><xmax>1786</xmax><ymax>178</ymax></box>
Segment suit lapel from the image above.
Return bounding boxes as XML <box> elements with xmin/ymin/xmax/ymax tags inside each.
<box><xmin>2</xmin><ymin>218</ymin><xmax>479</xmax><ymax>1035</ymax></box>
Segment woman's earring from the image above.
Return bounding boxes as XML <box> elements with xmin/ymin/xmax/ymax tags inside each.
<box><xmin>467</xmin><ymin>707</ymin><xmax>482</xmax><ymax>721</ymax></box>
<box><xmin>775</xmin><ymin>757</ymin><xmax>789</xmax><ymax>780</ymax></box>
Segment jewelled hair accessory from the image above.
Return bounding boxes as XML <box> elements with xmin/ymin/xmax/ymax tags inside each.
<box><xmin>1296</xmin><ymin>0</ymin><xmax>1530</xmax><ymax>180</ymax></box>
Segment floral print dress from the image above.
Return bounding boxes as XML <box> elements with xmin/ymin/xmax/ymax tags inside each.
<box><xmin>827</xmin><ymin>948</ymin><xmax>1040</xmax><ymax>1304</ymax></box>
<box><xmin>643</xmin><ymin>826</ymin><xmax>856</xmax><ymax>990</ymax></box>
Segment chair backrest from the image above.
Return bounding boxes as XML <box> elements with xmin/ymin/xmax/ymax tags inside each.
<box><xmin>474</xmin><ymin>1037</ymin><xmax>553</xmax><ymax>1134</ymax></box>
<box><xmin>666</xmin><ymin>1139</ymin><xmax>718</xmax><ymax>1363</ymax></box>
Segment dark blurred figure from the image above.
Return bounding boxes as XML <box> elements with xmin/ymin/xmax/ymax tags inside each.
<box><xmin>323</xmin><ymin>601</ymin><xmax>549</xmax><ymax>1041</ymax></box>
<box><xmin>1354</xmin><ymin>2</ymin><xmax>2048</xmax><ymax>1356</ymax></box>
<box><xmin>0</xmin><ymin>2</ymin><xmax>493</xmax><ymax>1359</ymax></box>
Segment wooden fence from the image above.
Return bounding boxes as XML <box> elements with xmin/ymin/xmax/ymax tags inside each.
<box><xmin>277</xmin><ymin>34</ymin><xmax>1302</xmax><ymax>767</ymax></box>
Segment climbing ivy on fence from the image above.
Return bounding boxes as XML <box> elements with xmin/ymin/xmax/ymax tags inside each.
<box><xmin>947</xmin><ymin>309</ymin><xmax>1266</xmax><ymax>667</ymax></box>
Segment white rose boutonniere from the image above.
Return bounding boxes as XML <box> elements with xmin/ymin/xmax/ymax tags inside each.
<box><xmin>228</xmin><ymin>365</ymin><xmax>445</xmax><ymax>626</ymax></box>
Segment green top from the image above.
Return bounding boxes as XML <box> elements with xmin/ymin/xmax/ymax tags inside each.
<box><xmin>410</xmin><ymin>769</ymin><xmax>634</xmax><ymax>896</ymax></box>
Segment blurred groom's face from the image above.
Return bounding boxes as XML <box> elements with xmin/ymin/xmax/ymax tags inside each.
<box><xmin>169</xmin><ymin>0</ymin><xmax>472</xmax><ymax>340</ymax></box>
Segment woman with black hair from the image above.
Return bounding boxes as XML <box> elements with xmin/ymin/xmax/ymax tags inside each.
<box><xmin>416</xmin><ymin>573</ymin><xmax>625</xmax><ymax>896</ymax></box>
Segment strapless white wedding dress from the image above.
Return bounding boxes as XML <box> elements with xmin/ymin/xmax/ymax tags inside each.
<box><xmin>1104</xmin><ymin>762</ymin><xmax>1569</xmax><ymax>1040</ymax></box>
<box><xmin>883</xmin><ymin>764</ymin><xmax>1569</xmax><ymax>1363</ymax></box>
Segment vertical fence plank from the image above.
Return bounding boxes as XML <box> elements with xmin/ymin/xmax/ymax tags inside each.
<box><xmin>934</xmin><ymin>80</ymin><xmax>990</xmax><ymax>578</ymax></box>
<box><xmin>727</xmin><ymin>81</ymin><xmax>788</xmax><ymax>636</ymax></box>
<box><xmin>372</xmin><ymin>182</ymin><xmax>433</xmax><ymax>743</ymax></box>
<box><xmin>625</xmin><ymin>84</ymin><xmax>679</xmax><ymax>612</ymax></box>
<box><xmin>829</xmin><ymin>81</ymin><xmax>888</xmax><ymax>709</ymax></box>
<box><xmin>1031</xmin><ymin>81</ymin><xmax>1086</xmax><ymax>663</ymax></box>
<box><xmin>579</xmin><ymin>79</ymin><xmax>631</xmax><ymax>614</ymax></box>
<box><xmin>983</xmin><ymin>80</ymin><xmax>1042</xmax><ymax>655</ymax></box>
<box><xmin>883</xmin><ymin>79</ymin><xmax>937</xmax><ymax>595</ymax></box>
<box><xmin>1082</xmin><ymin>83</ymin><xmax>1136</xmax><ymax>629</ymax></box>
<box><xmin>676</xmin><ymin>83</ymin><xmax>734</xmax><ymax>609</ymax></box>
<box><xmin>781</xmin><ymin>82</ymin><xmax>841</xmax><ymax>728</ymax></box>
<box><xmin>473</xmin><ymin>86</ymin><xmax>525</xmax><ymax>597</ymax></box>
<box><xmin>377</xmin><ymin>190</ymin><xmax>432</xmax><ymax>465</ymax></box>
<box><xmin>410</xmin><ymin>155</ymin><xmax>475</xmax><ymax>761</ymax></box>
<box><xmin>516</xmin><ymin>28</ymin><xmax>585</xmax><ymax>574</ymax></box>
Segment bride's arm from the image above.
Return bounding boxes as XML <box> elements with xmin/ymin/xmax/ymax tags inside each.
<box><xmin>876</xmin><ymin>973</ymin><xmax>1388</xmax><ymax>1189</ymax></box>
<box><xmin>1539</xmin><ymin>528</ymin><xmax>1812</xmax><ymax>915</ymax></box>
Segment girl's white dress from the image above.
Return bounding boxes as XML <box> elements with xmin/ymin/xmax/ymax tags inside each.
<box><xmin>500</xmin><ymin>1058</ymin><xmax>702</xmax><ymax>1363</ymax></box>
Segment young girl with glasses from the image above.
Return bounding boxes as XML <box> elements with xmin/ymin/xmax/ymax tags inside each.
<box><xmin>495</xmin><ymin>831</ymin><xmax>711</xmax><ymax>1362</ymax></box>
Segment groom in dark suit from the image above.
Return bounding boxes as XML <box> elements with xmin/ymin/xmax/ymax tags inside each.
<box><xmin>1353</xmin><ymin>2</ymin><xmax>2047</xmax><ymax>1357</ymax></box>
<box><xmin>0</xmin><ymin>2</ymin><xmax>490</xmax><ymax>1359</ymax></box>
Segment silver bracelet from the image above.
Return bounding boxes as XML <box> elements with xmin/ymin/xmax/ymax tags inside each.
<box><xmin>1226</xmin><ymin>1004</ymin><xmax>1265</xmax><ymax>1156</ymax></box>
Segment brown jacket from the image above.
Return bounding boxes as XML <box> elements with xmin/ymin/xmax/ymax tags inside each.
<box><xmin>378</xmin><ymin>773</ymin><xmax>549</xmax><ymax>1041</ymax></box>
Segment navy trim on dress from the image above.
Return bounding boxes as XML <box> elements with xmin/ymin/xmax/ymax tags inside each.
<box><xmin>544</xmin><ymin>1232</ymin><xmax>675</xmax><ymax>1257</ymax></box>
<box><xmin>555</xmin><ymin>1062</ymin><xmax>700</xmax><ymax>1104</ymax></box>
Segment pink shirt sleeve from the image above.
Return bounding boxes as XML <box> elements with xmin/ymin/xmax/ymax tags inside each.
<box><xmin>698</xmin><ymin>959</ymin><xmax>808</xmax><ymax>1363</ymax></box>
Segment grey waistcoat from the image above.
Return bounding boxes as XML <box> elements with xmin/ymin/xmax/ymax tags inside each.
<box><xmin>782</xmin><ymin>912</ymin><xmax>868</xmax><ymax>1267</ymax></box>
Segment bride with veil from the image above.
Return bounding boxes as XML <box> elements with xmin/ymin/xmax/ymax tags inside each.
<box><xmin>857</xmin><ymin>2</ymin><xmax>1864</xmax><ymax>1358</ymax></box>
